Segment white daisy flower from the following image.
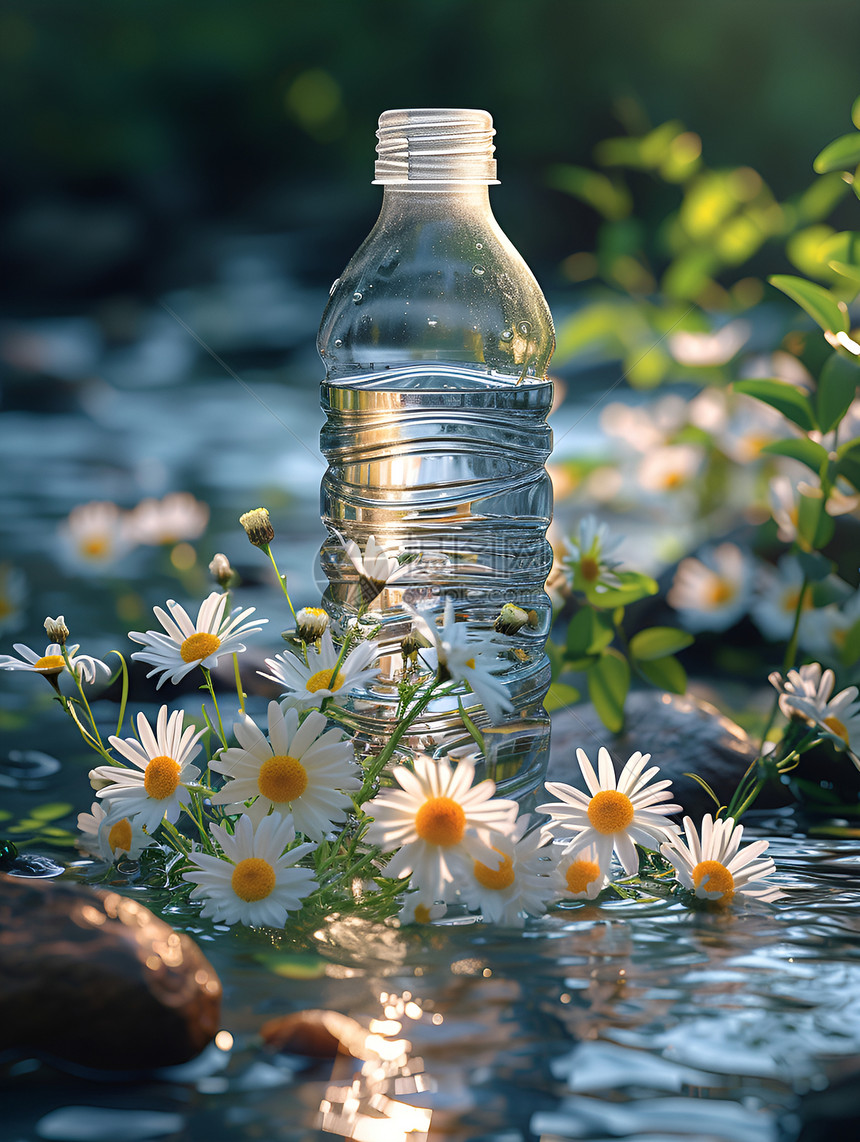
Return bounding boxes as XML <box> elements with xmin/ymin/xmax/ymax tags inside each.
<box><xmin>59</xmin><ymin>500</ymin><xmax>135</xmax><ymax>571</ymax></box>
<box><xmin>555</xmin><ymin>842</ymin><xmax>611</xmax><ymax>901</ymax></box>
<box><xmin>183</xmin><ymin>813</ymin><xmax>316</xmax><ymax>928</ymax></box>
<box><xmin>669</xmin><ymin>320</ymin><xmax>750</xmax><ymax>367</ymax></box>
<box><xmin>398</xmin><ymin>895</ymin><xmax>447</xmax><ymax>925</ymax></box>
<box><xmin>661</xmin><ymin>814</ymin><xmax>780</xmax><ymax>904</ymax></box>
<box><xmin>76</xmin><ymin>801</ymin><xmax>156</xmax><ymax>862</ymax></box>
<box><xmin>717</xmin><ymin>392</ymin><xmax>789</xmax><ymax>464</ymax></box>
<box><xmin>667</xmin><ymin>542</ymin><xmax>752</xmax><ymax>632</ymax></box>
<box><xmin>0</xmin><ymin>641</ymin><xmax>110</xmax><ymax>685</ymax></box>
<box><xmin>94</xmin><ymin>706</ymin><xmax>204</xmax><ymax>835</ymax></box>
<box><xmin>538</xmin><ymin>747</ymin><xmax>681</xmax><ymax>875</ymax></box>
<box><xmin>768</xmin><ymin>475</ymin><xmax>800</xmax><ymax>544</ymax></box>
<box><xmin>259</xmin><ymin>629</ymin><xmax>380</xmax><ymax>710</ymax></box>
<box><xmin>129</xmin><ymin>592</ymin><xmax>267</xmax><ymax>688</ymax></box>
<box><xmin>562</xmin><ymin>515</ymin><xmax>623</xmax><ymax>594</ymax></box>
<box><xmin>127</xmin><ymin>492</ymin><xmax>209</xmax><ymax>546</ymax></box>
<box><xmin>637</xmin><ymin>443</ymin><xmax>704</xmax><ymax>493</ymax></box>
<box><xmin>342</xmin><ymin>534</ymin><xmax>411</xmax><ymax>601</ymax></box>
<box><xmin>407</xmin><ymin>597</ymin><xmax>513</xmax><ymax>725</ymax></box>
<box><xmin>750</xmin><ymin>556</ymin><xmax>820</xmax><ymax>647</ymax></box>
<box><xmin>770</xmin><ymin>663</ymin><xmax>860</xmax><ymax>763</ymax></box>
<box><xmin>365</xmin><ymin>753</ymin><xmax>519</xmax><ymax>902</ymax></box>
<box><xmin>459</xmin><ymin>816</ymin><xmax>558</xmax><ymax>928</ymax></box>
<box><xmin>600</xmin><ymin>395</ymin><xmax>688</xmax><ymax>454</ymax></box>
<box><xmin>210</xmin><ymin>702</ymin><xmax>361</xmax><ymax>840</ymax></box>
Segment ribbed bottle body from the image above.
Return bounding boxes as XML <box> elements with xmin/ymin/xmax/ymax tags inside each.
<box><xmin>315</xmin><ymin>109</ymin><xmax>555</xmax><ymax>803</ymax></box>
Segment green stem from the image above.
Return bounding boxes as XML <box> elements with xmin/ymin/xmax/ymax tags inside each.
<box><xmin>756</xmin><ymin>576</ymin><xmax>810</xmax><ymax>756</ymax></box>
<box><xmin>200</xmin><ymin>667</ymin><xmax>228</xmax><ymax>750</ymax></box>
<box><xmin>232</xmin><ymin>652</ymin><xmax>246</xmax><ymax>713</ymax></box>
<box><xmin>264</xmin><ymin>544</ymin><xmax>297</xmax><ymax>623</ymax></box>
<box><xmin>357</xmin><ymin>679</ymin><xmax>446</xmax><ymax>801</ymax></box>
<box><xmin>63</xmin><ymin>648</ymin><xmax>106</xmax><ymax>753</ymax></box>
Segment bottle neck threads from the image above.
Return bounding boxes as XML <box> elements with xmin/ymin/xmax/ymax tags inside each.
<box><xmin>373</xmin><ymin>108</ymin><xmax>499</xmax><ymax>186</ymax></box>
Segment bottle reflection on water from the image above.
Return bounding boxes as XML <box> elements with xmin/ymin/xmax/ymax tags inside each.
<box><xmin>317</xmin><ymin>108</ymin><xmax>555</xmax><ymax>803</ymax></box>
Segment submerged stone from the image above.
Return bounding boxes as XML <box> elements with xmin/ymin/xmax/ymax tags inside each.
<box><xmin>549</xmin><ymin>690</ymin><xmax>788</xmax><ymax>817</ymax></box>
<box><xmin>0</xmin><ymin>875</ymin><xmax>222</xmax><ymax>1070</ymax></box>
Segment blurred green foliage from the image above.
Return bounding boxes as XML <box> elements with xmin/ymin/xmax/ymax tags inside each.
<box><xmin>2</xmin><ymin>0</ymin><xmax>860</xmax><ymax>299</ymax></box>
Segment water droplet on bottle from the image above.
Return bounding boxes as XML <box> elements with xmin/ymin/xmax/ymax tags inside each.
<box><xmin>334</xmin><ymin>338</ymin><xmax>343</xmax><ymax>348</ymax></box>
<box><xmin>500</xmin><ymin>329</ymin><xmax>514</xmax><ymax>342</ymax></box>
<box><xmin>427</xmin><ymin>318</ymin><xmax>438</xmax><ymax>327</ymax></box>
<box><xmin>472</xmin><ymin>265</ymin><xmax>485</xmax><ymax>276</ymax></box>
<box><xmin>329</xmin><ymin>278</ymin><xmax>340</xmax><ymax>296</ymax></box>
<box><xmin>353</xmin><ymin>291</ymin><xmax>363</xmax><ymax>304</ymax></box>
<box><xmin>518</xmin><ymin>320</ymin><xmax>532</xmax><ymax>335</ymax></box>
<box><xmin>475</xmin><ymin>242</ymin><xmax>484</xmax><ymax>250</ymax></box>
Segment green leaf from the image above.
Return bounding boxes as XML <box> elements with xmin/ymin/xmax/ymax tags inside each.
<box><xmin>768</xmin><ymin>274</ymin><xmax>849</xmax><ymax>334</ymax></box>
<box><xmin>795</xmin><ymin>550</ymin><xmax>836</xmax><ymax>582</ymax></box>
<box><xmin>637</xmin><ymin>654</ymin><xmax>687</xmax><ymax>694</ymax></box>
<box><xmin>629</xmin><ymin>626</ymin><xmax>694</xmax><ymax>661</ymax></box>
<box><xmin>733</xmin><ymin>379</ymin><xmax>817</xmax><ymax>432</ymax></box>
<box><xmin>813</xmin><ymin>133</ymin><xmax>860</xmax><ymax>174</ymax></box>
<box><xmin>841</xmin><ymin>618</ymin><xmax>860</xmax><ymax>668</ymax></box>
<box><xmin>458</xmin><ymin>699</ymin><xmax>486</xmax><ymax>756</ymax></box>
<box><xmin>587</xmin><ymin>649</ymin><xmax>630</xmax><ymax>733</ymax></box>
<box><xmin>546</xmin><ymin>639</ymin><xmax>565</xmax><ymax>684</ymax></box>
<box><xmin>852</xmin><ymin>96</ymin><xmax>860</xmax><ymax>131</ymax></box>
<box><xmin>817</xmin><ymin>351</ymin><xmax>860</xmax><ymax>434</ymax></box>
<box><xmin>682</xmin><ymin>772</ymin><xmax>722</xmax><ymax>809</ymax></box>
<box><xmin>547</xmin><ymin>164</ymin><xmax>632</xmax><ymax>220</ymax></box>
<box><xmin>30</xmin><ymin>802</ymin><xmax>73</xmax><ymax>822</ymax></box>
<box><xmin>564</xmin><ymin>655</ymin><xmax>600</xmax><ymax>672</ymax></box>
<box><xmin>797</xmin><ymin>492</ymin><xmax>835</xmax><ymax>549</ymax></box>
<box><xmin>565</xmin><ymin>608</ymin><xmax>614</xmax><ymax>658</ymax></box>
<box><xmin>820</xmin><ymin>230</ymin><xmax>860</xmax><ymax>277</ymax></box>
<box><xmin>760</xmin><ymin>436</ymin><xmax>829</xmax><ymax>474</ymax></box>
<box><xmin>544</xmin><ymin>682</ymin><xmax>582</xmax><ymax>713</ymax></box>
<box><xmin>836</xmin><ymin>439</ymin><xmax>860</xmax><ymax>492</ymax></box>
<box><xmin>585</xmin><ymin>570</ymin><xmax>659</xmax><ymax>610</ymax></box>
<box><xmin>827</xmin><ymin>260</ymin><xmax>860</xmax><ymax>285</ymax></box>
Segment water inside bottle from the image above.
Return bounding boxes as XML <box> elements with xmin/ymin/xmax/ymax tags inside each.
<box><xmin>319</xmin><ymin>362</ymin><xmax>554</xmax><ymax>803</ymax></box>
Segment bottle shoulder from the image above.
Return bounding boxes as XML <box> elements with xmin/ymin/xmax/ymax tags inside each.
<box><xmin>318</xmin><ymin>196</ymin><xmax>554</xmax><ymax>379</ymax></box>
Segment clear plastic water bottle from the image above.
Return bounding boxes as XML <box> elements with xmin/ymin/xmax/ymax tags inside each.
<box><xmin>317</xmin><ymin>108</ymin><xmax>555</xmax><ymax>803</ymax></box>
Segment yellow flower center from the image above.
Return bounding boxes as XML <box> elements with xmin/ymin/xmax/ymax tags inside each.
<box><xmin>663</xmin><ymin>471</ymin><xmax>684</xmax><ymax>489</ymax></box>
<box><xmin>180</xmin><ymin>631</ymin><xmax>222</xmax><ymax>663</ymax></box>
<box><xmin>464</xmin><ymin>657</ymin><xmax>476</xmax><ymax>670</ymax></box>
<box><xmin>587</xmin><ymin>789</ymin><xmax>635</xmax><ymax>834</ymax></box>
<box><xmin>473</xmin><ymin>849</ymin><xmax>516</xmax><ymax>891</ymax></box>
<box><xmin>414</xmin><ymin>796</ymin><xmax>466</xmax><ymax>846</ymax></box>
<box><xmin>231</xmin><ymin>857</ymin><xmax>276</xmax><ymax>902</ymax></box>
<box><xmin>143</xmin><ymin>754</ymin><xmax>181</xmax><ymax>800</ymax></box>
<box><xmin>580</xmin><ymin>555</ymin><xmax>600</xmax><ymax>582</ymax></box>
<box><xmin>706</xmin><ymin>578</ymin><xmax>735</xmax><ymax>607</ymax></box>
<box><xmin>565</xmin><ymin>858</ymin><xmax>602</xmax><ymax>894</ymax></box>
<box><xmin>413</xmin><ymin>903</ymin><xmax>432</xmax><ymax>924</ymax></box>
<box><xmin>692</xmin><ymin>859</ymin><xmax>734</xmax><ymax>900</ymax></box>
<box><xmin>34</xmin><ymin>654</ymin><xmax>66</xmax><ymax>672</ymax></box>
<box><xmin>823</xmin><ymin>715</ymin><xmax>849</xmax><ymax>745</ymax></box>
<box><xmin>783</xmin><ymin>589</ymin><xmax>813</xmax><ymax>613</ymax></box>
<box><xmin>81</xmin><ymin>536</ymin><xmax>109</xmax><ymax>559</ymax></box>
<box><xmin>306</xmin><ymin>667</ymin><xmax>344</xmax><ymax>693</ymax></box>
<box><xmin>258</xmin><ymin>754</ymin><xmax>308</xmax><ymax>802</ymax></box>
<box><xmin>107</xmin><ymin>818</ymin><xmax>133</xmax><ymax>854</ymax></box>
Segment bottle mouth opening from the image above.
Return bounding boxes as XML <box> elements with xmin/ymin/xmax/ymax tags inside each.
<box><xmin>373</xmin><ymin>108</ymin><xmax>499</xmax><ymax>185</ymax></box>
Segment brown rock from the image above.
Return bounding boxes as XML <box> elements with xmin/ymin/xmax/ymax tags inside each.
<box><xmin>549</xmin><ymin>690</ymin><xmax>789</xmax><ymax>817</ymax></box>
<box><xmin>0</xmin><ymin>874</ymin><xmax>222</xmax><ymax>1070</ymax></box>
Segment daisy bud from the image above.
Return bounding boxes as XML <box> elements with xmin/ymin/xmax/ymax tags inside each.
<box><xmin>401</xmin><ymin>627</ymin><xmax>431</xmax><ymax>667</ymax></box>
<box><xmin>44</xmin><ymin>615</ymin><xmax>70</xmax><ymax>646</ymax></box>
<box><xmin>294</xmin><ymin>606</ymin><xmax>330</xmax><ymax>644</ymax></box>
<box><xmin>239</xmin><ymin>507</ymin><xmax>275</xmax><ymax>548</ymax></box>
<box><xmin>493</xmin><ymin>603</ymin><xmax>533</xmax><ymax>636</ymax></box>
<box><xmin>209</xmin><ymin>552</ymin><xmax>236</xmax><ymax>588</ymax></box>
